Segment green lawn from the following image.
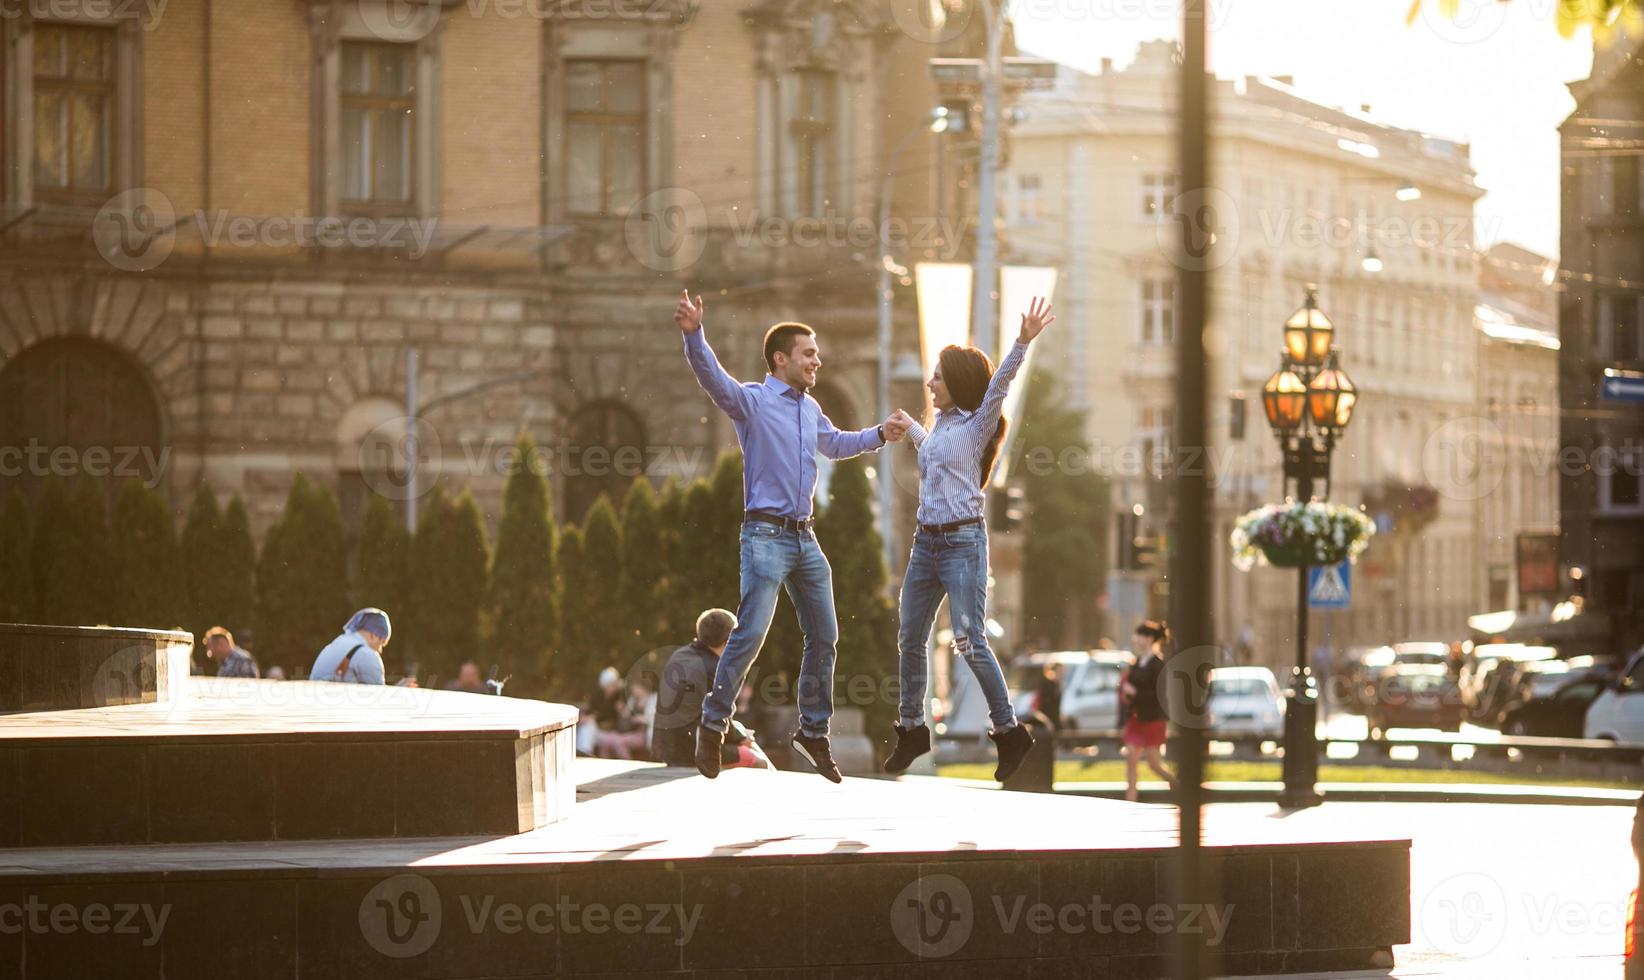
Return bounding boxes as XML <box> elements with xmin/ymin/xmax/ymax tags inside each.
<box><xmin>938</xmin><ymin>758</ymin><xmax>1642</xmax><ymax>791</ymax></box>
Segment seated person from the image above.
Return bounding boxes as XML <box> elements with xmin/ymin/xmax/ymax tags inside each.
<box><xmin>309</xmin><ymin>608</ymin><xmax>391</xmax><ymax>684</ymax></box>
<box><xmin>592</xmin><ymin>667</ymin><xmax>649</xmax><ymax>760</ymax></box>
<box><xmin>652</xmin><ymin>608</ymin><xmax>769</xmax><ymax>770</ymax></box>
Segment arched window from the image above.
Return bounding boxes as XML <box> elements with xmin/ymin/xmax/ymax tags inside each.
<box><xmin>564</xmin><ymin>400</ymin><xmax>646</xmax><ymax>522</ymax></box>
<box><xmin>0</xmin><ymin>339</ymin><xmax>163</xmax><ymax>500</ymax></box>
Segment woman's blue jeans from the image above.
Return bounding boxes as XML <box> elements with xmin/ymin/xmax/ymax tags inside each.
<box><xmin>897</xmin><ymin>522</ymin><xmax>1017</xmax><ymax>732</ymax></box>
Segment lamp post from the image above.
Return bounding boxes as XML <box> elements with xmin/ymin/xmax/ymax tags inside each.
<box><xmin>1261</xmin><ymin>286</ymin><xmax>1359</xmax><ymax>809</ymax></box>
<box><xmin>878</xmin><ymin>106</ymin><xmax>954</xmax><ymax>581</ymax></box>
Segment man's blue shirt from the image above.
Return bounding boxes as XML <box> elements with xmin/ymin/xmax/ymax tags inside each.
<box><xmin>684</xmin><ymin>327</ymin><xmax>883</xmax><ymax>520</ymax></box>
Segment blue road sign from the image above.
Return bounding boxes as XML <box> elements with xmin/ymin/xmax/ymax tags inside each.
<box><xmin>1308</xmin><ymin>561</ymin><xmax>1351</xmax><ymax>610</ymax></box>
<box><xmin>1601</xmin><ymin>372</ymin><xmax>1644</xmax><ymax>403</ymax></box>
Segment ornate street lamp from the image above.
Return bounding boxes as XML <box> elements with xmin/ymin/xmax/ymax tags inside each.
<box><xmin>1263</xmin><ymin>285</ymin><xmax>1358</xmax><ymax>808</ymax></box>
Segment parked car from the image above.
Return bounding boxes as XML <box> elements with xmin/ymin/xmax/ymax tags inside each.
<box><xmin>1351</xmin><ymin>646</ymin><xmax>1398</xmax><ymax>713</ymax></box>
<box><xmin>1392</xmin><ymin>641</ymin><xmax>1449</xmax><ymax>669</ymax></box>
<box><xmin>1205</xmin><ymin>667</ymin><xmax>1285</xmax><ymax>740</ymax></box>
<box><xmin>1061</xmin><ymin>652</ymin><xmax>1132</xmax><ymax>731</ymax></box>
<box><xmin>1365</xmin><ymin>664</ymin><xmax>1464</xmax><ymax>736</ymax></box>
<box><xmin>1585</xmin><ymin>648</ymin><xmax>1644</xmax><ymax>745</ymax></box>
<box><xmin>1462</xmin><ymin>643</ymin><xmax>1558</xmax><ymax>726</ymax></box>
<box><xmin>1499</xmin><ymin>675</ymin><xmax>1608</xmax><ymax>738</ymax></box>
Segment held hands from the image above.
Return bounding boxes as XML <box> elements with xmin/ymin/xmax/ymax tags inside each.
<box><xmin>881</xmin><ymin>411</ymin><xmax>913</xmax><ymax>443</ymax></box>
<box><xmin>674</xmin><ymin>289</ymin><xmax>704</xmax><ymax>334</ymax></box>
<box><xmin>1018</xmin><ymin>296</ymin><xmax>1055</xmax><ymax>344</ymax></box>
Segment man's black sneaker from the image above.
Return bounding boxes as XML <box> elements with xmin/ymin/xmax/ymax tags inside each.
<box><xmin>990</xmin><ymin>723</ymin><xmax>1035</xmax><ymax>782</ymax></box>
<box><xmin>882</xmin><ymin>723</ymin><xmax>931</xmax><ymax>774</ymax></box>
<box><xmin>790</xmin><ymin>731</ymin><xmax>843</xmax><ymax>783</ymax></box>
<box><xmin>695</xmin><ymin>726</ymin><xmax>725</xmax><ymax>779</ymax></box>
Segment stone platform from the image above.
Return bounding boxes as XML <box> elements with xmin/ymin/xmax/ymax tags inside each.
<box><xmin>0</xmin><ymin>624</ymin><xmax>192</xmax><ymax>713</ymax></box>
<box><xmin>0</xmin><ymin>676</ymin><xmax>578</xmax><ymax>846</ymax></box>
<box><xmin>0</xmin><ymin>759</ymin><xmax>1411</xmax><ymax>979</ymax></box>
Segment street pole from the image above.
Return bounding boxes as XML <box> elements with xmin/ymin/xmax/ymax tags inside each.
<box><xmin>877</xmin><ymin>179</ymin><xmax>897</xmax><ymax>582</ymax></box>
<box><xmin>1279</xmin><ymin>441</ymin><xmax>1323</xmax><ymax>808</ymax></box>
<box><xmin>877</xmin><ymin>114</ymin><xmax>944</xmax><ymax>585</ymax></box>
<box><xmin>1172</xmin><ymin>0</ymin><xmax>1212</xmax><ymax>976</ymax></box>
<box><xmin>970</xmin><ymin>0</ymin><xmax>1003</xmax><ymax>357</ymax></box>
<box><xmin>405</xmin><ymin>347</ymin><xmax>419</xmax><ymax>534</ymax></box>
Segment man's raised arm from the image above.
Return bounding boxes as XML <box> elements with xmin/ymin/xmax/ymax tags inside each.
<box><xmin>676</xmin><ymin>290</ymin><xmax>754</xmax><ymax>421</ymax></box>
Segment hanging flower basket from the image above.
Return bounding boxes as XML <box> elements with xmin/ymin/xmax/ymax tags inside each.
<box><xmin>1230</xmin><ymin>501</ymin><xmax>1375</xmax><ymax>571</ymax></box>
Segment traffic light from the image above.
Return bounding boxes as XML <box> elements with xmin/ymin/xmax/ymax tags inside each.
<box><xmin>1116</xmin><ymin>510</ymin><xmax>1138</xmax><ymax>570</ymax></box>
<box><xmin>1229</xmin><ymin>392</ymin><xmax>1248</xmax><ymax>441</ymax></box>
<box><xmin>993</xmin><ymin>483</ymin><xmax>1027</xmax><ymax>532</ymax></box>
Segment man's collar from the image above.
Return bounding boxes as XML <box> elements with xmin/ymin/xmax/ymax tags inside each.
<box><xmin>764</xmin><ymin>374</ymin><xmax>804</xmax><ymax>399</ymax></box>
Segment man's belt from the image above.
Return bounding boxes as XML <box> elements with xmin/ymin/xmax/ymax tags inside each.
<box><xmin>746</xmin><ymin>511</ymin><xmax>814</xmax><ymax>532</ymax></box>
<box><xmin>918</xmin><ymin>516</ymin><xmax>983</xmax><ymax>534</ymax></box>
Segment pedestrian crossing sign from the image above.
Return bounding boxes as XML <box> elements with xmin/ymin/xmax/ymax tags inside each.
<box><xmin>1308</xmin><ymin>561</ymin><xmax>1351</xmax><ymax>609</ymax></box>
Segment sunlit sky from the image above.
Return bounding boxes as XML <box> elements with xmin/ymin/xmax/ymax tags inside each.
<box><xmin>1009</xmin><ymin>0</ymin><xmax>1598</xmax><ymax>259</ymax></box>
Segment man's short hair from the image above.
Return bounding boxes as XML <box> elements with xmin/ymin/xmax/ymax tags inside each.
<box><xmin>763</xmin><ymin>322</ymin><xmax>815</xmax><ymax>372</ymax></box>
<box><xmin>203</xmin><ymin>626</ymin><xmax>233</xmax><ymax>647</ymax></box>
<box><xmin>696</xmin><ymin>608</ymin><xmax>738</xmax><ymax>649</ymax></box>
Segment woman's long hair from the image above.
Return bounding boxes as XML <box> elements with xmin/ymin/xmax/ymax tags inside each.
<box><xmin>938</xmin><ymin>345</ymin><xmax>1007</xmax><ymax>488</ymax></box>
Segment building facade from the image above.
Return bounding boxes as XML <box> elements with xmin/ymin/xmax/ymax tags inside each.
<box><xmin>0</xmin><ymin>0</ymin><xmax>985</xmax><ymax>561</ymax></box>
<box><xmin>1475</xmin><ymin>243</ymin><xmax>1561</xmax><ymax>617</ymax></box>
<box><xmin>1004</xmin><ymin>42</ymin><xmax>1484</xmax><ymax>669</ymax></box>
<box><xmin>1557</xmin><ymin>31</ymin><xmax>1644</xmax><ymax>656</ymax></box>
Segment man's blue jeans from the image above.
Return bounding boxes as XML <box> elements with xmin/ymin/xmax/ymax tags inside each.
<box><xmin>897</xmin><ymin>523</ymin><xmax>1017</xmax><ymax>732</ymax></box>
<box><xmin>700</xmin><ymin>521</ymin><xmax>838</xmax><ymax>739</ymax></box>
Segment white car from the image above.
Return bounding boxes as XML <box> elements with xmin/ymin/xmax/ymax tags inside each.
<box><xmin>1206</xmin><ymin>666</ymin><xmax>1285</xmax><ymax>739</ymax></box>
<box><xmin>1584</xmin><ymin>649</ymin><xmax>1644</xmax><ymax>745</ymax></box>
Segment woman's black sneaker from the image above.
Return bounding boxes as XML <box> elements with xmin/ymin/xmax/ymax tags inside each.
<box><xmin>790</xmin><ymin>731</ymin><xmax>843</xmax><ymax>783</ymax></box>
<box><xmin>882</xmin><ymin>724</ymin><xmax>932</xmax><ymax>774</ymax></box>
<box><xmin>989</xmin><ymin>724</ymin><xmax>1035</xmax><ymax>782</ymax></box>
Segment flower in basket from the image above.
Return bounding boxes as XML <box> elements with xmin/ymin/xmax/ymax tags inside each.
<box><xmin>1230</xmin><ymin>500</ymin><xmax>1375</xmax><ymax>571</ymax></box>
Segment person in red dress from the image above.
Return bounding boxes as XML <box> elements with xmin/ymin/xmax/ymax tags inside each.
<box><xmin>1120</xmin><ymin>620</ymin><xmax>1176</xmax><ymax>802</ymax></box>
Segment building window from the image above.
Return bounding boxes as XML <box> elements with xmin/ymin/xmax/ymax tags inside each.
<box><xmin>339</xmin><ymin>42</ymin><xmax>415</xmax><ymax>210</ymax></box>
<box><xmin>1598</xmin><ymin>292</ymin><xmax>1643</xmax><ymax>362</ymax></box>
<box><xmin>564</xmin><ymin>400</ymin><xmax>646</xmax><ymax>522</ymax></box>
<box><xmin>1139</xmin><ymin>278</ymin><xmax>1174</xmax><ymax>346</ymax></box>
<box><xmin>1139</xmin><ymin>173</ymin><xmax>1176</xmax><ymax>220</ymax></box>
<box><xmin>565</xmin><ymin>59</ymin><xmax>646</xmax><ymax>217</ymax></box>
<box><xmin>32</xmin><ymin>24</ymin><xmax>115</xmax><ymax>204</ymax></box>
<box><xmin>310</xmin><ymin>7</ymin><xmax>441</xmax><ymax>222</ymax></box>
<box><xmin>1597</xmin><ymin>438</ymin><xmax>1644</xmax><ymax>515</ymax></box>
<box><xmin>0</xmin><ymin>338</ymin><xmax>163</xmax><ymax>501</ymax></box>
<box><xmin>791</xmin><ymin>68</ymin><xmax>834</xmax><ymax>218</ymax></box>
<box><xmin>1015</xmin><ymin>173</ymin><xmax>1042</xmax><ymax>226</ymax></box>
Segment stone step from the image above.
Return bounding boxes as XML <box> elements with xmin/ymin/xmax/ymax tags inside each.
<box><xmin>0</xmin><ymin>676</ymin><xmax>578</xmax><ymax>847</ymax></box>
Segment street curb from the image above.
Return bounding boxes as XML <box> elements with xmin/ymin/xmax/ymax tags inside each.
<box><xmin>1056</xmin><ymin>780</ymin><xmax>1641</xmax><ymax>806</ymax></box>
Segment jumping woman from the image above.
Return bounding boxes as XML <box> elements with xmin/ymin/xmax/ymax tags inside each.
<box><xmin>882</xmin><ymin>297</ymin><xmax>1054</xmax><ymax>782</ymax></box>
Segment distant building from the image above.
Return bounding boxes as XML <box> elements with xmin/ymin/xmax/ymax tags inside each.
<box><xmin>1006</xmin><ymin>41</ymin><xmax>1484</xmax><ymax>668</ymax></box>
<box><xmin>1557</xmin><ymin>30</ymin><xmax>1644</xmax><ymax>655</ymax></box>
<box><xmin>1474</xmin><ymin>244</ymin><xmax>1560</xmax><ymax>616</ymax></box>
<box><xmin>0</xmin><ymin>0</ymin><xmax>983</xmax><ymax>564</ymax></box>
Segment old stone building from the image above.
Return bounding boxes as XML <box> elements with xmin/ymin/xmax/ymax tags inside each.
<box><xmin>0</xmin><ymin>1</ymin><xmax>985</xmax><ymax>552</ymax></box>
